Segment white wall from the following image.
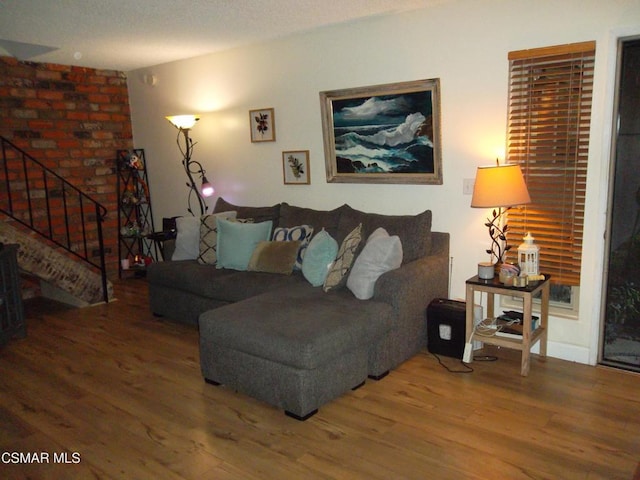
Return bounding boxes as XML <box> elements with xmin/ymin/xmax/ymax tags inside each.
<box><xmin>127</xmin><ymin>0</ymin><xmax>640</xmax><ymax>364</ymax></box>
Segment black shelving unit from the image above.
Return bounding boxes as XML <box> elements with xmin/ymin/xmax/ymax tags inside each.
<box><xmin>0</xmin><ymin>244</ymin><xmax>26</xmax><ymax>347</ymax></box>
<box><xmin>117</xmin><ymin>149</ymin><xmax>158</xmax><ymax>278</ymax></box>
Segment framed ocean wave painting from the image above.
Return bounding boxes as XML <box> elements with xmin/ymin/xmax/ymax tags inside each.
<box><xmin>320</xmin><ymin>79</ymin><xmax>442</xmax><ymax>184</ymax></box>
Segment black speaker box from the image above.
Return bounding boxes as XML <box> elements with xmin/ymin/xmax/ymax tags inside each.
<box><xmin>427</xmin><ymin>298</ymin><xmax>466</xmax><ymax>359</ymax></box>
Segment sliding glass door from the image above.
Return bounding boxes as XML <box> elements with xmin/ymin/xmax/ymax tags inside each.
<box><xmin>601</xmin><ymin>38</ymin><xmax>640</xmax><ymax>372</ymax></box>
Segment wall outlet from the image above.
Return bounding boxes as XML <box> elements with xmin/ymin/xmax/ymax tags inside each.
<box><xmin>463</xmin><ymin>178</ymin><xmax>475</xmax><ymax>195</ymax></box>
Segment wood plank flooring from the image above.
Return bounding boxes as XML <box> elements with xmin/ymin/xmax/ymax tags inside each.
<box><xmin>1</xmin><ymin>278</ymin><xmax>639</xmax><ymax>479</ymax></box>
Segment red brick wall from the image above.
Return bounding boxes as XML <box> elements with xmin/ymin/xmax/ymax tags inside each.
<box><xmin>0</xmin><ymin>56</ymin><xmax>133</xmax><ymax>279</ymax></box>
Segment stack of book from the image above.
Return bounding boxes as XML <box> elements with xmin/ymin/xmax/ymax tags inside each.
<box><xmin>494</xmin><ymin>311</ymin><xmax>539</xmax><ymax>338</ymax></box>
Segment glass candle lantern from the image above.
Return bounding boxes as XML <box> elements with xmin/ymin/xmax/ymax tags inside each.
<box><xmin>518</xmin><ymin>232</ymin><xmax>539</xmax><ymax>276</ymax></box>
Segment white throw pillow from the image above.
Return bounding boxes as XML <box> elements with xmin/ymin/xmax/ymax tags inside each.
<box><xmin>171</xmin><ymin>216</ymin><xmax>201</xmax><ymax>260</ymax></box>
<box><xmin>347</xmin><ymin>227</ymin><xmax>403</xmax><ymax>300</ymax></box>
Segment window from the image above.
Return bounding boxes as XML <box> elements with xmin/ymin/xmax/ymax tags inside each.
<box><xmin>505</xmin><ymin>41</ymin><xmax>596</xmax><ymax>288</ymax></box>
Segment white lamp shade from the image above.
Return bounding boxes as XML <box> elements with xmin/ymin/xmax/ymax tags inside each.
<box><xmin>471</xmin><ymin>164</ymin><xmax>531</xmax><ymax>208</ymax></box>
<box><xmin>166</xmin><ymin>114</ymin><xmax>200</xmax><ymax>130</ymax></box>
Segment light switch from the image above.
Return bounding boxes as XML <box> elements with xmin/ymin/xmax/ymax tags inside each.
<box><xmin>463</xmin><ymin>178</ymin><xmax>475</xmax><ymax>195</ymax></box>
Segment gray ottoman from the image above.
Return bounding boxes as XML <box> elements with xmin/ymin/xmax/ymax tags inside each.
<box><xmin>198</xmin><ymin>284</ymin><xmax>393</xmax><ymax>420</ymax></box>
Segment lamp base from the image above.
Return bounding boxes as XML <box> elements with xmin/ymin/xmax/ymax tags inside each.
<box><xmin>478</xmin><ymin>262</ymin><xmax>495</xmax><ymax>280</ymax></box>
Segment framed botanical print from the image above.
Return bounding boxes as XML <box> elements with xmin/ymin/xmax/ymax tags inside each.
<box><xmin>320</xmin><ymin>78</ymin><xmax>442</xmax><ymax>184</ymax></box>
<box><xmin>249</xmin><ymin>108</ymin><xmax>276</xmax><ymax>142</ymax></box>
<box><xmin>282</xmin><ymin>150</ymin><xmax>310</xmax><ymax>185</ymax></box>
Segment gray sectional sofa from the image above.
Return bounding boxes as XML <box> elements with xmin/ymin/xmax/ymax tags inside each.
<box><xmin>147</xmin><ymin>198</ymin><xmax>449</xmax><ymax>420</ymax></box>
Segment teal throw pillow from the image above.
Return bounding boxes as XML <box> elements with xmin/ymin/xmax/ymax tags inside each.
<box><xmin>302</xmin><ymin>229</ymin><xmax>338</xmax><ymax>287</ymax></box>
<box><xmin>216</xmin><ymin>218</ymin><xmax>273</xmax><ymax>271</ymax></box>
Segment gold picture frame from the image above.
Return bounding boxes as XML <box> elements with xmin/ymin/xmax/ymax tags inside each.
<box><xmin>320</xmin><ymin>79</ymin><xmax>442</xmax><ymax>184</ymax></box>
<box><xmin>249</xmin><ymin>107</ymin><xmax>276</xmax><ymax>142</ymax></box>
<box><xmin>282</xmin><ymin>150</ymin><xmax>310</xmax><ymax>185</ymax></box>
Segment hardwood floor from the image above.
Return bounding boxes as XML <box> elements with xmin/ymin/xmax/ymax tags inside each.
<box><xmin>1</xmin><ymin>278</ymin><xmax>639</xmax><ymax>479</ymax></box>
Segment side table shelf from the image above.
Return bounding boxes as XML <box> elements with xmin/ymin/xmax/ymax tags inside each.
<box><xmin>0</xmin><ymin>244</ymin><xmax>26</xmax><ymax>347</ymax></box>
<box><xmin>465</xmin><ymin>274</ymin><xmax>550</xmax><ymax>376</ymax></box>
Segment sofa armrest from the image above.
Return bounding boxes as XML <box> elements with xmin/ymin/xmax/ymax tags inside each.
<box><xmin>373</xmin><ymin>231</ymin><xmax>449</xmax><ymax>307</ymax></box>
<box><xmin>373</xmin><ymin>251</ymin><xmax>449</xmax><ymax>313</ymax></box>
<box><xmin>367</xmin><ymin>233</ymin><xmax>449</xmax><ymax>369</ymax></box>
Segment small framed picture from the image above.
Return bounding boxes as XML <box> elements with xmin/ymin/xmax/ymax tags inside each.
<box><xmin>249</xmin><ymin>108</ymin><xmax>276</xmax><ymax>142</ymax></box>
<box><xmin>282</xmin><ymin>150</ymin><xmax>310</xmax><ymax>185</ymax></box>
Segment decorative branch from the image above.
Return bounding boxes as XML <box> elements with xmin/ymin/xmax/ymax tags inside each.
<box><xmin>484</xmin><ymin>207</ymin><xmax>513</xmax><ymax>265</ymax></box>
<box><xmin>175</xmin><ymin>129</ymin><xmax>208</xmax><ymax>216</ymax></box>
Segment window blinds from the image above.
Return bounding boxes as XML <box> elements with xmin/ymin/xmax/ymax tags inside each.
<box><xmin>505</xmin><ymin>41</ymin><xmax>595</xmax><ymax>286</ymax></box>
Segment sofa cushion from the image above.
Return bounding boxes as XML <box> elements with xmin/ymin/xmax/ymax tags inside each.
<box><xmin>198</xmin><ymin>284</ymin><xmax>394</xmax><ymax>370</ymax></box>
<box><xmin>197</xmin><ymin>211</ymin><xmax>238</xmax><ymax>264</ymax></box>
<box><xmin>216</xmin><ymin>218</ymin><xmax>273</xmax><ymax>271</ymax></box>
<box><xmin>336</xmin><ymin>204</ymin><xmax>431</xmax><ymax>263</ymax></box>
<box><xmin>323</xmin><ymin>223</ymin><xmax>362</xmax><ymax>292</ymax></box>
<box><xmin>247</xmin><ymin>240</ymin><xmax>301</xmax><ymax>275</ymax></box>
<box><xmin>302</xmin><ymin>229</ymin><xmax>338</xmax><ymax>287</ymax></box>
<box><xmin>213</xmin><ymin>197</ymin><xmax>281</xmax><ymax>225</ymax></box>
<box><xmin>272</xmin><ymin>225</ymin><xmax>314</xmax><ymax>270</ymax></box>
<box><xmin>278</xmin><ymin>203</ymin><xmax>345</xmax><ymax>241</ymax></box>
<box><xmin>347</xmin><ymin>227</ymin><xmax>403</xmax><ymax>300</ymax></box>
<box><xmin>147</xmin><ymin>259</ymin><xmax>305</xmax><ymax>302</ymax></box>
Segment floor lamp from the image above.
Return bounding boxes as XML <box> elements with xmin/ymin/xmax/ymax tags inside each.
<box><xmin>166</xmin><ymin>114</ymin><xmax>214</xmax><ymax>216</ymax></box>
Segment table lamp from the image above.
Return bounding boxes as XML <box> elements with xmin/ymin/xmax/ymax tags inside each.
<box><xmin>471</xmin><ymin>162</ymin><xmax>531</xmax><ymax>273</ymax></box>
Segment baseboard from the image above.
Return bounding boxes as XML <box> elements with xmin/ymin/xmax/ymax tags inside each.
<box><xmin>546</xmin><ymin>341</ymin><xmax>592</xmax><ymax>365</ymax></box>
<box><xmin>538</xmin><ymin>341</ymin><xmax>592</xmax><ymax>365</ymax></box>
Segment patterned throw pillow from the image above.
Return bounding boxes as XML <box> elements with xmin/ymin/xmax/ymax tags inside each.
<box><xmin>323</xmin><ymin>223</ymin><xmax>362</xmax><ymax>292</ymax></box>
<box><xmin>272</xmin><ymin>225</ymin><xmax>314</xmax><ymax>270</ymax></box>
<box><xmin>197</xmin><ymin>211</ymin><xmax>238</xmax><ymax>264</ymax></box>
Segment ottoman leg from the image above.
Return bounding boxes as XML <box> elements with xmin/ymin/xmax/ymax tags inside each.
<box><xmin>351</xmin><ymin>380</ymin><xmax>365</xmax><ymax>390</ymax></box>
<box><xmin>285</xmin><ymin>409</ymin><xmax>318</xmax><ymax>421</ymax></box>
<box><xmin>368</xmin><ymin>370</ymin><xmax>389</xmax><ymax>381</ymax></box>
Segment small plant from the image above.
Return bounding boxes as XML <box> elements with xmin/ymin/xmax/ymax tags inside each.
<box><xmin>288</xmin><ymin>155</ymin><xmax>304</xmax><ymax>179</ymax></box>
<box><xmin>607</xmin><ymin>281</ymin><xmax>640</xmax><ymax>325</ymax></box>
<box><xmin>255</xmin><ymin>113</ymin><xmax>269</xmax><ymax>136</ymax></box>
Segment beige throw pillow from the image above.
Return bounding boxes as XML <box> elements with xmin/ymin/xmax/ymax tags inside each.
<box><xmin>247</xmin><ymin>241</ymin><xmax>301</xmax><ymax>275</ymax></box>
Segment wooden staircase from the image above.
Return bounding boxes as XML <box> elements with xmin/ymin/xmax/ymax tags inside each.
<box><xmin>0</xmin><ymin>136</ymin><xmax>111</xmax><ymax>305</ymax></box>
<box><xmin>0</xmin><ymin>222</ymin><xmax>113</xmax><ymax>305</ymax></box>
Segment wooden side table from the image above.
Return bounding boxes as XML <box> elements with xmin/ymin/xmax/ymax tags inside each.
<box><xmin>465</xmin><ymin>274</ymin><xmax>550</xmax><ymax>376</ymax></box>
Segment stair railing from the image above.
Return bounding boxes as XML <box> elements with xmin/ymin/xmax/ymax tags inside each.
<box><xmin>0</xmin><ymin>136</ymin><xmax>109</xmax><ymax>303</ymax></box>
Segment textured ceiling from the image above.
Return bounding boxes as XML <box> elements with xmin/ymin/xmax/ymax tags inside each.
<box><xmin>0</xmin><ymin>0</ymin><xmax>447</xmax><ymax>71</ymax></box>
